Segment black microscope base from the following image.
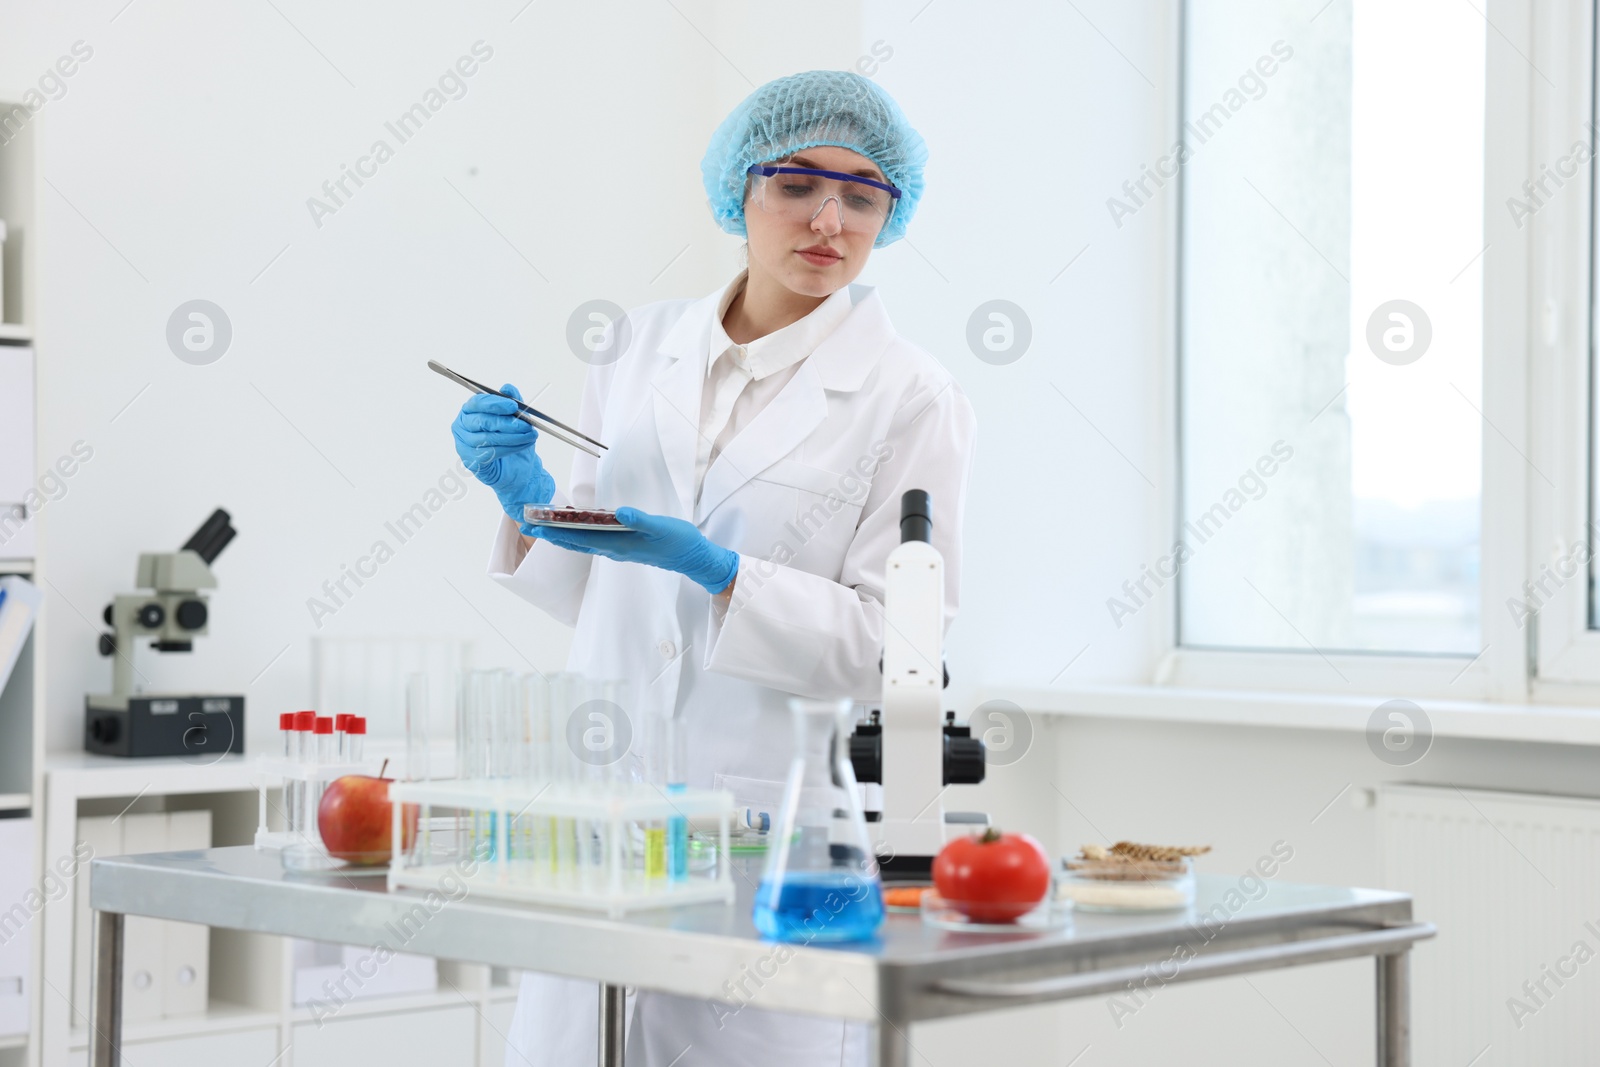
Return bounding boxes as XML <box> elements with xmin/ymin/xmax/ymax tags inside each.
<box><xmin>85</xmin><ymin>694</ymin><xmax>245</xmax><ymax>758</ymax></box>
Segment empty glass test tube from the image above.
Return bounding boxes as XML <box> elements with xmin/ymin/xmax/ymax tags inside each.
<box><xmin>405</xmin><ymin>673</ymin><xmax>432</xmax><ymax>866</ymax></box>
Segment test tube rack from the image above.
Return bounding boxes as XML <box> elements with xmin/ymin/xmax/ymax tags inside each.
<box><xmin>387</xmin><ymin>779</ymin><xmax>736</xmax><ymax>918</ymax></box>
<box><xmin>253</xmin><ymin>756</ymin><xmax>372</xmax><ymax>852</ymax></box>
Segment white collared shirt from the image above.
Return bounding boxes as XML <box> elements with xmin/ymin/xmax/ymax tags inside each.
<box><xmin>695</xmin><ymin>270</ymin><xmax>855</xmax><ymax>502</ymax></box>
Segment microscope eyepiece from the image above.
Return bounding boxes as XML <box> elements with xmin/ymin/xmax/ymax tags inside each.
<box><xmin>182</xmin><ymin>508</ymin><xmax>236</xmax><ymax>565</ymax></box>
<box><xmin>899</xmin><ymin>489</ymin><xmax>932</xmax><ymax>544</ymax></box>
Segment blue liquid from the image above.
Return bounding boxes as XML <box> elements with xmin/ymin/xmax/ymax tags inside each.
<box><xmin>667</xmin><ymin>783</ymin><xmax>688</xmax><ymax>883</ymax></box>
<box><xmin>753</xmin><ymin>872</ymin><xmax>885</xmax><ymax>942</ymax></box>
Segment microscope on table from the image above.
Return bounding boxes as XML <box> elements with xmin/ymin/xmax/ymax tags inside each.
<box><xmin>850</xmin><ymin>490</ymin><xmax>988</xmax><ymax>880</ymax></box>
<box><xmin>85</xmin><ymin>508</ymin><xmax>245</xmax><ymax>757</ymax></box>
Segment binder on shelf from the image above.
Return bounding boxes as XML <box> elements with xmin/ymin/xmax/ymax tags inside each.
<box><xmin>0</xmin><ymin>348</ymin><xmax>35</xmax><ymax>559</ymax></box>
<box><xmin>119</xmin><ymin>813</ymin><xmax>167</xmax><ymax>1023</ymax></box>
<box><xmin>72</xmin><ymin>811</ymin><xmax>213</xmax><ymax>1025</ymax></box>
<box><xmin>0</xmin><ymin>816</ymin><xmax>32</xmax><ymax>1038</ymax></box>
<box><xmin>161</xmin><ymin>810</ymin><xmax>211</xmax><ymax>1017</ymax></box>
<box><xmin>0</xmin><ymin>575</ymin><xmax>39</xmax><ymax>698</ymax></box>
<box><xmin>72</xmin><ymin>816</ymin><xmax>120</xmax><ymax>1021</ymax></box>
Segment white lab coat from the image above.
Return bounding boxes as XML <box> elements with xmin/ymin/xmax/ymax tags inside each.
<box><xmin>490</xmin><ymin>280</ymin><xmax>976</xmax><ymax>1066</ymax></box>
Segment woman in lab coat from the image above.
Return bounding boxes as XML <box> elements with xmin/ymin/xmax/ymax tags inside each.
<box><xmin>453</xmin><ymin>70</ymin><xmax>975</xmax><ymax>1066</ymax></box>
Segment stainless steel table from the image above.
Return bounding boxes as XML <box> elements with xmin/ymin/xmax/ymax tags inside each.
<box><xmin>89</xmin><ymin>847</ymin><xmax>1433</xmax><ymax>1066</ymax></box>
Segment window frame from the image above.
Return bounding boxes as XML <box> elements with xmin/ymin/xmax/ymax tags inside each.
<box><xmin>1529</xmin><ymin>0</ymin><xmax>1600</xmax><ymax>691</ymax></box>
<box><xmin>1159</xmin><ymin>0</ymin><xmax>1552</xmax><ymax>703</ymax></box>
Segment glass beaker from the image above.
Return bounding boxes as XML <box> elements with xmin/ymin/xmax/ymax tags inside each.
<box><xmin>753</xmin><ymin>698</ymin><xmax>884</xmax><ymax>942</ymax></box>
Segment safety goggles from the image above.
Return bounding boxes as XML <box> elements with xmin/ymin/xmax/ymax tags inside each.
<box><xmin>745</xmin><ymin>164</ymin><xmax>901</xmax><ymax>235</ymax></box>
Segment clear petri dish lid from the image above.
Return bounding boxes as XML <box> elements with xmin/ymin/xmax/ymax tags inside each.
<box><xmin>523</xmin><ymin>506</ymin><xmax>629</xmax><ymax>530</ymax></box>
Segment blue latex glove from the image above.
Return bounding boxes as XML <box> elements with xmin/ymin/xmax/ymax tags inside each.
<box><xmin>533</xmin><ymin>507</ymin><xmax>739</xmax><ymax>595</ymax></box>
<box><xmin>451</xmin><ymin>383</ymin><xmax>555</xmax><ymax>527</ymax></box>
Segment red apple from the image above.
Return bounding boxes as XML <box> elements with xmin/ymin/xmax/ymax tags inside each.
<box><xmin>317</xmin><ymin>775</ymin><xmax>418</xmax><ymax>865</ymax></box>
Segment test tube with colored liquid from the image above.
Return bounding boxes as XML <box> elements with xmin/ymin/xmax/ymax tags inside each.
<box><xmin>591</xmin><ymin>678</ymin><xmax>627</xmax><ymax>888</ymax></box>
<box><xmin>573</xmin><ymin>674</ymin><xmax>599</xmax><ymax>888</ymax></box>
<box><xmin>495</xmin><ymin>671</ymin><xmax>521</xmax><ymax>860</ymax></box>
<box><xmin>643</xmin><ymin>708</ymin><xmax>668</xmax><ymax>882</ymax></box>
<box><xmin>549</xmin><ymin>673</ymin><xmax>580</xmax><ymax>881</ymax></box>
<box><xmin>517</xmin><ymin>673</ymin><xmax>548</xmax><ymax>871</ymax></box>
<box><xmin>465</xmin><ymin>671</ymin><xmax>497</xmax><ymax>860</ymax></box>
<box><xmin>667</xmin><ymin>714</ymin><xmax>688</xmax><ymax>883</ymax></box>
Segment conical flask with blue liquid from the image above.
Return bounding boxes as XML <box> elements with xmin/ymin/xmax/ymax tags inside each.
<box><xmin>753</xmin><ymin>698</ymin><xmax>884</xmax><ymax>942</ymax></box>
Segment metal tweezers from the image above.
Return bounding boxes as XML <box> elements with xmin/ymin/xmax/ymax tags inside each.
<box><xmin>429</xmin><ymin>360</ymin><xmax>608</xmax><ymax>458</ymax></box>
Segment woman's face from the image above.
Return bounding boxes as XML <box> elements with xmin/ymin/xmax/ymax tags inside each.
<box><xmin>742</xmin><ymin>144</ymin><xmax>886</xmax><ymax>298</ymax></box>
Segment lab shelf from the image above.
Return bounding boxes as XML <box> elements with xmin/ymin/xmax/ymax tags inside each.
<box><xmin>66</xmin><ymin>998</ymin><xmax>277</xmax><ymax>1049</ymax></box>
<box><xmin>44</xmin><ymin>751</ymin><xmax>255</xmax><ymax>786</ymax></box>
<box><xmin>0</xmin><ymin>96</ymin><xmax>38</xmax><ymax>1054</ymax></box>
<box><xmin>42</xmin><ymin>764</ymin><xmax>273</xmax><ymax>1067</ymax></box>
<box><xmin>286</xmin><ymin>987</ymin><xmax>469</xmax><ymax>1024</ymax></box>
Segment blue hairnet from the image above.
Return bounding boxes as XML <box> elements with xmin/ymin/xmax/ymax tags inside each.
<box><xmin>701</xmin><ymin>70</ymin><xmax>927</xmax><ymax>248</ymax></box>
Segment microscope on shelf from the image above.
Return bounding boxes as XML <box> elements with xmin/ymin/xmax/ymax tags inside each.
<box><xmin>850</xmin><ymin>489</ymin><xmax>988</xmax><ymax>880</ymax></box>
<box><xmin>85</xmin><ymin>508</ymin><xmax>245</xmax><ymax>757</ymax></box>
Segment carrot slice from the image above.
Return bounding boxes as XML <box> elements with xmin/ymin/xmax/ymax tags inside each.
<box><xmin>884</xmin><ymin>886</ymin><xmax>930</xmax><ymax>908</ymax></box>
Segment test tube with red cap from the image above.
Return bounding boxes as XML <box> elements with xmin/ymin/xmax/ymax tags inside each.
<box><xmin>347</xmin><ymin>717</ymin><xmax>366</xmax><ymax>763</ymax></box>
<box><xmin>279</xmin><ymin>713</ymin><xmax>297</xmax><ymax>837</ymax></box>
<box><xmin>334</xmin><ymin>714</ymin><xmax>352</xmax><ymax>759</ymax></box>
<box><xmin>309</xmin><ymin>717</ymin><xmax>335</xmax><ymax>843</ymax></box>
<box><xmin>291</xmin><ymin>711</ymin><xmax>317</xmax><ymax>838</ymax></box>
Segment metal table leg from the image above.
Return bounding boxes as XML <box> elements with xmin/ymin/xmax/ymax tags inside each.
<box><xmin>90</xmin><ymin>910</ymin><xmax>124</xmax><ymax>1067</ymax></box>
<box><xmin>1377</xmin><ymin>950</ymin><xmax>1410</xmax><ymax>1066</ymax></box>
<box><xmin>599</xmin><ymin>983</ymin><xmax>626</xmax><ymax>1066</ymax></box>
<box><xmin>875</xmin><ymin>1020</ymin><xmax>911</xmax><ymax>1067</ymax></box>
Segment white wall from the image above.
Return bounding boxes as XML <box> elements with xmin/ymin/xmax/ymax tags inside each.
<box><xmin>14</xmin><ymin>2</ymin><xmax>1563</xmax><ymax>1065</ymax></box>
<box><xmin>5</xmin><ymin>1</ymin><xmax>1167</xmax><ymax>1063</ymax></box>
<box><xmin>861</xmin><ymin>2</ymin><xmax>1174</xmax><ymax>696</ymax></box>
<box><xmin>2</xmin><ymin>0</ymin><xmax>874</xmax><ymax>754</ymax></box>
<box><xmin>6</xmin><ymin>0</ymin><xmax>1173</xmax><ymax>777</ymax></box>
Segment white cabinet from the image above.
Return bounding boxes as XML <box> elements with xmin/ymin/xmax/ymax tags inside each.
<box><xmin>480</xmin><ymin>996</ymin><xmax>517</xmax><ymax>1067</ymax></box>
<box><xmin>66</xmin><ymin>1026</ymin><xmax>279</xmax><ymax>1067</ymax></box>
<box><xmin>291</xmin><ymin>939</ymin><xmax>437</xmax><ymax>1006</ymax></box>
<box><xmin>162</xmin><ymin>811</ymin><xmax>212</xmax><ymax>1017</ymax></box>
<box><xmin>45</xmin><ymin>769</ymin><xmax>507</xmax><ymax>1067</ymax></box>
<box><xmin>291</xmin><ymin>1003</ymin><xmax>477</xmax><ymax>1067</ymax></box>
<box><xmin>118</xmin><ymin>814</ymin><xmax>166</xmax><ymax>1023</ymax></box>
<box><xmin>0</xmin><ymin>816</ymin><xmax>31</xmax><ymax>1039</ymax></box>
<box><xmin>71</xmin><ymin>817</ymin><xmax>117</xmax><ymax>1022</ymax></box>
<box><xmin>74</xmin><ymin>810</ymin><xmax>213</xmax><ymax>1025</ymax></box>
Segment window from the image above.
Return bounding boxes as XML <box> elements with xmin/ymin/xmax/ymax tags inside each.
<box><xmin>1178</xmin><ymin>0</ymin><xmax>1486</xmax><ymax>656</ymax></box>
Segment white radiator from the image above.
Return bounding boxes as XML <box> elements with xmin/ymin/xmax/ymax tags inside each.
<box><xmin>1380</xmin><ymin>783</ymin><xmax>1600</xmax><ymax>1067</ymax></box>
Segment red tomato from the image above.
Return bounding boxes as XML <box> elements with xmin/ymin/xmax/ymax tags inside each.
<box><xmin>933</xmin><ymin>829</ymin><xmax>1052</xmax><ymax>923</ymax></box>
